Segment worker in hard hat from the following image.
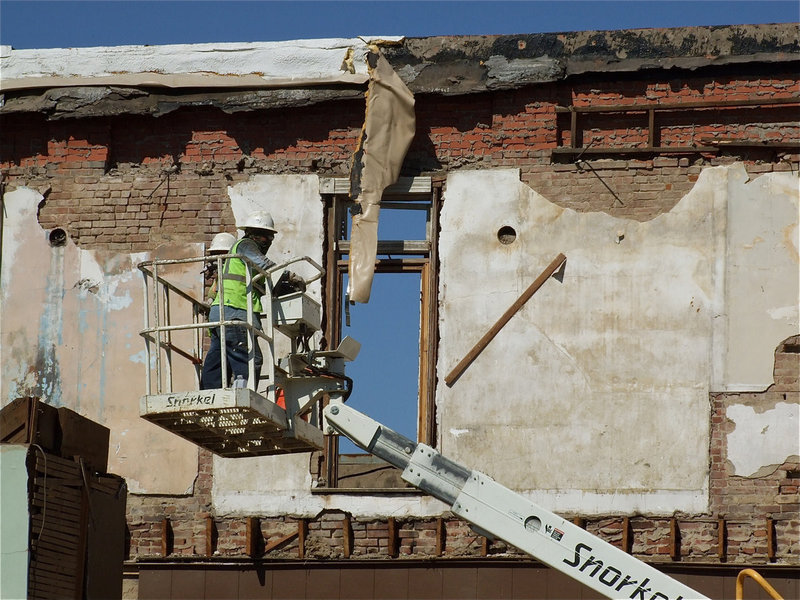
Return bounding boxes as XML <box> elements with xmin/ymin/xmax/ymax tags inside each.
<box><xmin>199</xmin><ymin>212</ymin><xmax>279</xmax><ymax>390</ymax></box>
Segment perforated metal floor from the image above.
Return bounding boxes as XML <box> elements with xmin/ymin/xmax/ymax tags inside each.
<box><xmin>140</xmin><ymin>389</ymin><xmax>323</xmax><ymax>457</ymax></box>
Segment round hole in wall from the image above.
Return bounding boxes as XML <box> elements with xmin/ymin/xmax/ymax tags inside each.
<box><xmin>497</xmin><ymin>225</ymin><xmax>516</xmax><ymax>245</ymax></box>
<box><xmin>48</xmin><ymin>228</ymin><xmax>67</xmax><ymax>247</ymax></box>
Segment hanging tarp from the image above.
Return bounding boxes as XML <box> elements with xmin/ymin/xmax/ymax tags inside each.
<box><xmin>347</xmin><ymin>47</ymin><xmax>416</xmax><ymax>303</ymax></box>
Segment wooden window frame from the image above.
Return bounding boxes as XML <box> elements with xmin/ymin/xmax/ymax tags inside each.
<box><xmin>317</xmin><ymin>178</ymin><xmax>439</xmax><ymax>491</ymax></box>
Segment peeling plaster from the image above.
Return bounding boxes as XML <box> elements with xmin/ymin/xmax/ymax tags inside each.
<box><xmin>437</xmin><ymin>165</ymin><xmax>798</xmax><ymax>514</ymax></box>
<box><xmin>727</xmin><ymin>402</ymin><xmax>800</xmax><ymax>477</ymax></box>
<box><xmin>0</xmin><ymin>186</ymin><xmax>201</xmax><ymax>495</ymax></box>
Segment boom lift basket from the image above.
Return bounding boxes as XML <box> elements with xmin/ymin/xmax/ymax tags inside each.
<box><xmin>137</xmin><ymin>253</ymin><xmax>355</xmax><ymax>457</ymax></box>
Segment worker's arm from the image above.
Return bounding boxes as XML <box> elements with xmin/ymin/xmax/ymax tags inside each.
<box><xmin>234</xmin><ymin>238</ymin><xmax>276</xmax><ymax>295</ymax></box>
<box><xmin>235</xmin><ymin>238</ymin><xmax>276</xmax><ymax>272</ymax></box>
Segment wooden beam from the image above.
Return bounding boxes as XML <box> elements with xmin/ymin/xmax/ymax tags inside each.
<box><xmin>205</xmin><ymin>516</ymin><xmax>217</xmax><ymax>557</ymax></box>
<box><xmin>621</xmin><ymin>517</ymin><xmax>632</xmax><ymax>554</ymax></box>
<box><xmin>717</xmin><ymin>517</ymin><xmax>727</xmax><ymax>562</ymax></box>
<box><xmin>343</xmin><ymin>514</ymin><xmax>353</xmax><ymax>558</ymax></box>
<box><xmin>669</xmin><ymin>517</ymin><xmax>681</xmax><ymax>561</ymax></box>
<box><xmin>298</xmin><ymin>519</ymin><xmax>308</xmax><ymax>559</ymax></box>
<box><xmin>481</xmin><ymin>536</ymin><xmax>490</xmax><ymax>557</ymax></box>
<box><xmin>387</xmin><ymin>517</ymin><xmax>399</xmax><ymax>558</ymax></box>
<box><xmin>319</xmin><ymin>176</ymin><xmax>433</xmax><ymax>196</ymax></box>
<box><xmin>555</xmin><ymin>96</ymin><xmax>800</xmax><ymax>114</ymax></box>
<box><xmin>445</xmin><ymin>253</ymin><xmax>567</xmax><ymax>386</ymax></box>
<box><xmin>552</xmin><ymin>145</ymin><xmax>718</xmax><ymax>155</ymax></box>
<box><xmin>245</xmin><ymin>517</ymin><xmax>261</xmax><ymax>558</ymax></box>
<box><xmin>161</xmin><ymin>518</ymin><xmax>173</xmax><ymax>557</ymax></box>
<box><xmin>766</xmin><ymin>517</ymin><xmax>776</xmax><ymax>562</ymax></box>
<box><xmin>264</xmin><ymin>531</ymin><xmax>299</xmax><ymax>555</ymax></box>
<box><xmin>435</xmin><ymin>518</ymin><xmax>446</xmax><ymax>557</ymax></box>
<box><xmin>337</xmin><ymin>239</ymin><xmax>431</xmax><ymax>255</ymax></box>
<box><xmin>570</xmin><ymin>110</ymin><xmax>578</xmax><ymax>149</ymax></box>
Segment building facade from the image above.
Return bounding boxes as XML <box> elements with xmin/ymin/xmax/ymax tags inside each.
<box><xmin>1</xmin><ymin>24</ymin><xmax>798</xmax><ymax>598</ymax></box>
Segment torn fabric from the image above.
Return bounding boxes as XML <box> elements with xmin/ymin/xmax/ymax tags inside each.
<box><xmin>347</xmin><ymin>48</ymin><xmax>416</xmax><ymax>303</ymax></box>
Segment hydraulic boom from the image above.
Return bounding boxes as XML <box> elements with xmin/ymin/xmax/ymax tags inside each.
<box><xmin>324</xmin><ymin>403</ymin><xmax>709</xmax><ymax>600</ymax></box>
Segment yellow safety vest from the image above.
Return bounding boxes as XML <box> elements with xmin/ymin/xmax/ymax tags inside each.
<box><xmin>212</xmin><ymin>239</ymin><xmax>263</xmax><ymax>313</ymax></box>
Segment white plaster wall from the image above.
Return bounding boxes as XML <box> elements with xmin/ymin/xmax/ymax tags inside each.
<box><xmin>0</xmin><ymin>187</ymin><xmax>200</xmax><ymax>495</ymax></box>
<box><xmin>720</xmin><ymin>169</ymin><xmax>800</xmax><ymax>391</ymax></box>
<box><xmin>437</xmin><ymin>165</ymin><xmax>799</xmax><ymax>515</ymax></box>
<box><xmin>727</xmin><ymin>402</ymin><xmax>800</xmax><ymax>477</ymax></box>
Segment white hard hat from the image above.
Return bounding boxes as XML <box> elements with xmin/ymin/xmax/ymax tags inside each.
<box><xmin>241</xmin><ymin>211</ymin><xmax>277</xmax><ymax>233</ymax></box>
<box><xmin>208</xmin><ymin>232</ymin><xmax>236</xmax><ymax>253</ymax></box>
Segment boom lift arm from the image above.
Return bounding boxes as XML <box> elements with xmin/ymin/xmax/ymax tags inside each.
<box><xmin>324</xmin><ymin>403</ymin><xmax>709</xmax><ymax>600</ymax></box>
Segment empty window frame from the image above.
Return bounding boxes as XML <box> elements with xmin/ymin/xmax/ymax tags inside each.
<box><xmin>319</xmin><ymin>177</ymin><xmax>438</xmax><ymax>490</ymax></box>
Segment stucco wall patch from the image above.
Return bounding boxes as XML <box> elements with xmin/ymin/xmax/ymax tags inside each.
<box><xmin>437</xmin><ymin>165</ymin><xmax>798</xmax><ymax>514</ymax></box>
<box><xmin>726</xmin><ymin>402</ymin><xmax>800</xmax><ymax>477</ymax></box>
<box><xmin>0</xmin><ymin>186</ymin><xmax>200</xmax><ymax>495</ymax></box>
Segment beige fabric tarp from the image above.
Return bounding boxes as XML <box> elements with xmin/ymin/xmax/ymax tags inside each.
<box><xmin>347</xmin><ymin>48</ymin><xmax>416</xmax><ymax>303</ymax></box>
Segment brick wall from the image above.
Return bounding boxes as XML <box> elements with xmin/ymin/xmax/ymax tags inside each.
<box><xmin>2</xmin><ymin>68</ymin><xmax>798</xmax><ymax>565</ymax></box>
<box><xmin>2</xmin><ymin>72</ymin><xmax>798</xmax><ymax>249</ymax></box>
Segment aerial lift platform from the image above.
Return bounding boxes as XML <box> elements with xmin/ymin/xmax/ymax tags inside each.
<box><xmin>137</xmin><ymin>252</ymin><xmax>358</xmax><ymax>457</ymax></box>
<box><xmin>137</xmin><ymin>250</ymin><xmax>782</xmax><ymax>600</ymax></box>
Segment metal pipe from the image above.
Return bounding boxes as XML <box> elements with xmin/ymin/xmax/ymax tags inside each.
<box><xmin>736</xmin><ymin>568</ymin><xmax>784</xmax><ymax>600</ymax></box>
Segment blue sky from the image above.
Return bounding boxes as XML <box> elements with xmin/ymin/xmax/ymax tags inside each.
<box><xmin>2</xmin><ymin>0</ymin><xmax>797</xmax><ymax>451</ymax></box>
<box><xmin>1</xmin><ymin>1</ymin><xmax>798</xmax><ymax>50</ymax></box>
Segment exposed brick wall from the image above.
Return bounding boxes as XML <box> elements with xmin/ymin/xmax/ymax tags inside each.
<box><xmin>126</xmin><ymin>449</ymin><xmax>213</xmax><ymax>558</ymax></box>
<box><xmin>2</xmin><ymin>67</ymin><xmax>798</xmax><ymax>567</ymax></box>
<box><xmin>706</xmin><ymin>336</ymin><xmax>800</xmax><ymax>564</ymax></box>
<box><xmin>2</xmin><ymin>72</ymin><xmax>798</xmax><ymax>249</ymax></box>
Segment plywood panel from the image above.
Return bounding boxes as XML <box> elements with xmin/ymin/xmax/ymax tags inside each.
<box><xmin>476</xmin><ymin>566</ymin><xmax>514</xmax><ymax>599</ymax></box>
<box><xmin>372</xmin><ymin>567</ymin><xmax>409</xmax><ymax>600</ymax></box>
<box><xmin>268</xmin><ymin>568</ymin><xmax>304</xmax><ymax>600</ymax></box>
<box><xmin>238</xmin><ymin>567</ymin><xmax>272</xmax><ymax>600</ymax></box>
<box><xmin>138</xmin><ymin>570</ymin><xmax>173</xmax><ymax>600</ymax></box>
<box><xmin>407</xmin><ymin>566</ymin><xmax>443</xmax><ymax>599</ymax></box>
<box><xmin>204</xmin><ymin>569</ymin><xmax>240</xmax><ymax>600</ymax></box>
<box><xmin>339</xmin><ymin>567</ymin><xmax>376</xmax><ymax>600</ymax></box>
<box><xmin>171</xmin><ymin>570</ymin><xmax>206</xmax><ymax>600</ymax></box>
<box><xmin>442</xmin><ymin>566</ymin><xmax>477</xmax><ymax>599</ymax></box>
<box><xmin>305</xmin><ymin>568</ymin><xmax>340</xmax><ymax>600</ymax></box>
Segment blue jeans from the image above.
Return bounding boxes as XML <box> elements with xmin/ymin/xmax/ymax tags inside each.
<box><xmin>200</xmin><ymin>306</ymin><xmax>263</xmax><ymax>389</ymax></box>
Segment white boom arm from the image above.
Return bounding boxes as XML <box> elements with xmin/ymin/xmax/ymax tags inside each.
<box><xmin>324</xmin><ymin>404</ymin><xmax>708</xmax><ymax>600</ymax></box>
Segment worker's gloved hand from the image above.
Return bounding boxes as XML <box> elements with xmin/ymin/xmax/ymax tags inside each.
<box><xmin>274</xmin><ymin>271</ymin><xmax>306</xmax><ymax>296</ymax></box>
<box><xmin>287</xmin><ymin>272</ymin><xmax>306</xmax><ymax>293</ymax></box>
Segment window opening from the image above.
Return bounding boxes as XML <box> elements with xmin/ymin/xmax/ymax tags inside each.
<box><xmin>338</xmin><ymin>271</ymin><xmax>421</xmax><ymax>454</ymax></box>
<box><xmin>320</xmin><ymin>180</ymin><xmax>438</xmax><ymax>491</ymax></box>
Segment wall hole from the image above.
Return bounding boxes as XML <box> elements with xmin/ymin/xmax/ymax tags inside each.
<box><xmin>48</xmin><ymin>228</ymin><xmax>67</xmax><ymax>247</ymax></box>
<box><xmin>497</xmin><ymin>225</ymin><xmax>516</xmax><ymax>245</ymax></box>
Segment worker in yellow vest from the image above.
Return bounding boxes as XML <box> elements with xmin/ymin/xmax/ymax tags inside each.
<box><xmin>199</xmin><ymin>212</ymin><xmax>278</xmax><ymax>390</ymax></box>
